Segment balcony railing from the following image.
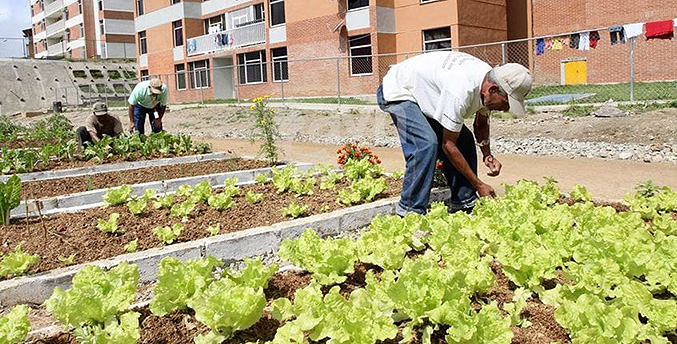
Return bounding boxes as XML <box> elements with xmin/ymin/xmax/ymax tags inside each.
<box><xmin>44</xmin><ymin>0</ymin><xmax>64</xmax><ymax>17</ymax></box>
<box><xmin>47</xmin><ymin>42</ymin><xmax>65</xmax><ymax>55</ymax></box>
<box><xmin>46</xmin><ymin>19</ymin><xmax>66</xmax><ymax>36</ymax></box>
<box><xmin>186</xmin><ymin>21</ymin><xmax>266</xmax><ymax>57</ymax></box>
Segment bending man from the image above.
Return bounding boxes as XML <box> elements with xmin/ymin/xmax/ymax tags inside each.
<box><xmin>128</xmin><ymin>78</ymin><xmax>168</xmax><ymax>134</ymax></box>
<box><xmin>75</xmin><ymin>102</ymin><xmax>123</xmax><ymax>147</ymax></box>
<box><xmin>377</xmin><ymin>51</ymin><xmax>533</xmax><ymax>215</ymax></box>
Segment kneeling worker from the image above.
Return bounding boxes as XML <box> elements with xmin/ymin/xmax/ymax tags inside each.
<box><xmin>76</xmin><ymin>102</ymin><xmax>124</xmax><ymax>147</ymax></box>
<box><xmin>377</xmin><ymin>51</ymin><xmax>533</xmax><ymax>215</ymax></box>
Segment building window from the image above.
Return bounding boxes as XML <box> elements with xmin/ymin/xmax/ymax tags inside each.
<box><xmin>271</xmin><ymin>47</ymin><xmax>288</xmax><ymax>82</ymax></box>
<box><xmin>420</xmin><ymin>0</ymin><xmax>439</xmax><ymax>3</ymax></box>
<box><xmin>423</xmin><ymin>27</ymin><xmax>451</xmax><ymax>51</ymax></box>
<box><xmin>98</xmin><ymin>0</ymin><xmax>103</xmax><ymax>11</ymax></box>
<box><xmin>347</xmin><ymin>0</ymin><xmax>368</xmax><ymax>10</ymax></box>
<box><xmin>138</xmin><ymin>31</ymin><xmax>147</xmax><ymax>54</ymax></box>
<box><xmin>349</xmin><ymin>34</ymin><xmax>372</xmax><ymax>75</ymax></box>
<box><xmin>237</xmin><ymin>50</ymin><xmax>267</xmax><ymax>84</ymax></box>
<box><xmin>79</xmin><ymin>23</ymin><xmax>84</xmax><ymax>37</ymax></box>
<box><xmin>65</xmin><ymin>8</ymin><xmax>69</xmax><ymax>19</ymax></box>
<box><xmin>77</xmin><ymin>0</ymin><xmax>82</xmax><ymax>13</ymax></box>
<box><xmin>172</xmin><ymin>0</ymin><xmax>181</xmax><ymax>4</ymax></box>
<box><xmin>254</xmin><ymin>3</ymin><xmax>264</xmax><ymax>21</ymax></box>
<box><xmin>136</xmin><ymin>0</ymin><xmax>144</xmax><ymax>15</ymax></box>
<box><xmin>41</xmin><ymin>21</ymin><xmax>46</xmax><ymax>31</ymax></box>
<box><xmin>204</xmin><ymin>14</ymin><xmax>224</xmax><ymax>34</ymax></box>
<box><xmin>270</xmin><ymin>0</ymin><xmax>285</xmax><ymax>26</ymax></box>
<box><xmin>140</xmin><ymin>69</ymin><xmax>149</xmax><ymax>81</ymax></box>
<box><xmin>173</xmin><ymin>20</ymin><xmax>183</xmax><ymax>47</ymax></box>
<box><xmin>189</xmin><ymin>60</ymin><xmax>210</xmax><ymax>89</ymax></box>
<box><xmin>175</xmin><ymin>64</ymin><xmax>186</xmax><ymax>90</ymax></box>
<box><xmin>99</xmin><ymin>20</ymin><xmax>104</xmax><ymax>34</ymax></box>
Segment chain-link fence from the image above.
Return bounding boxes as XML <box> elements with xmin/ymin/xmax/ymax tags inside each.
<box><xmin>1</xmin><ymin>37</ymin><xmax>137</xmax><ymax>59</ymax></box>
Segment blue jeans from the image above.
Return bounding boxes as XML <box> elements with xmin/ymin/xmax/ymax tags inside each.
<box><xmin>133</xmin><ymin>104</ymin><xmax>163</xmax><ymax>135</ymax></box>
<box><xmin>377</xmin><ymin>85</ymin><xmax>478</xmax><ymax>216</ymax></box>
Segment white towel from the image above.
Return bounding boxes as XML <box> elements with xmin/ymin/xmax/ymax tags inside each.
<box><xmin>578</xmin><ymin>32</ymin><xmax>590</xmax><ymax>50</ymax></box>
<box><xmin>673</xmin><ymin>18</ymin><xmax>677</xmax><ymax>27</ymax></box>
<box><xmin>623</xmin><ymin>23</ymin><xmax>644</xmax><ymax>39</ymax></box>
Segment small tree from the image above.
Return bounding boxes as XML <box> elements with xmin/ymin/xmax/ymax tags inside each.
<box><xmin>250</xmin><ymin>95</ymin><xmax>281</xmax><ymax>165</ymax></box>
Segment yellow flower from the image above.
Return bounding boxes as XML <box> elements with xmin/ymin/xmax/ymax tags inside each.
<box><xmin>263</xmin><ymin>95</ymin><xmax>269</xmax><ymax>99</ymax></box>
<box><xmin>250</xmin><ymin>105</ymin><xmax>256</xmax><ymax>109</ymax></box>
<box><xmin>270</xmin><ymin>109</ymin><xmax>277</xmax><ymax>114</ymax></box>
<box><xmin>260</xmin><ymin>120</ymin><xmax>266</xmax><ymax>124</ymax></box>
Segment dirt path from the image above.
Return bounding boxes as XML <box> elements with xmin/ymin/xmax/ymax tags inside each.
<box><xmin>204</xmin><ymin>138</ymin><xmax>677</xmax><ymax>201</ymax></box>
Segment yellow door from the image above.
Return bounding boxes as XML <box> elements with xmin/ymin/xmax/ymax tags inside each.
<box><xmin>564</xmin><ymin>60</ymin><xmax>587</xmax><ymax>85</ymax></box>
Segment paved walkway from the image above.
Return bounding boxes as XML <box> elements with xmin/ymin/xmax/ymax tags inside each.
<box><xmin>204</xmin><ymin>138</ymin><xmax>677</xmax><ymax>201</ymax></box>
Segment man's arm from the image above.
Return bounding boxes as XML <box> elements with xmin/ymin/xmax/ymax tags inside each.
<box><xmin>474</xmin><ymin>112</ymin><xmax>501</xmax><ymax>177</ymax></box>
<box><xmin>87</xmin><ymin>130</ymin><xmax>101</xmax><ymax>142</ymax></box>
<box><xmin>128</xmin><ymin>105</ymin><xmax>135</xmax><ymax>132</ymax></box>
<box><xmin>441</xmin><ymin>129</ymin><xmax>496</xmax><ymax>197</ymax></box>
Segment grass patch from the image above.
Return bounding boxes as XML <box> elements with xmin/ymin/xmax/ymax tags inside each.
<box><xmin>108</xmin><ymin>70</ymin><xmax>122</xmax><ymax>80</ymax></box>
<box><xmin>72</xmin><ymin>70</ymin><xmax>87</xmax><ymax>79</ymax></box>
<box><xmin>90</xmin><ymin>70</ymin><xmax>104</xmax><ymax>79</ymax></box>
<box><xmin>269</xmin><ymin>97</ymin><xmax>373</xmax><ymax>105</ymax></box>
<box><xmin>123</xmin><ymin>70</ymin><xmax>137</xmax><ymax>79</ymax></box>
<box><xmin>528</xmin><ymin>81</ymin><xmax>677</xmax><ymax>105</ymax></box>
<box><xmin>618</xmin><ymin>100</ymin><xmax>677</xmax><ymax>113</ymax></box>
<box><xmin>562</xmin><ymin>103</ymin><xmax>595</xmax><ymax>117</ymax></box>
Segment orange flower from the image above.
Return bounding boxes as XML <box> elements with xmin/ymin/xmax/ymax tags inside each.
<box><xmin>376</xmin><ymin>159</ymin><xmax>382</xmax><ymax>164</ymax></box>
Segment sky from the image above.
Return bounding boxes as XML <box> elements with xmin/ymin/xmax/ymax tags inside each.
<box><xmin>0</xmin><ymin>0</ymin><xmax>32</xmax><ymax>58</ymax></box>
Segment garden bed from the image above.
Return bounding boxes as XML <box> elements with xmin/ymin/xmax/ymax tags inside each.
<box><xmin>20</xmin><ymin>158</ymin><xmax>269</xmax><ymax>199</ymax></box>
<box><xmin>1</xmin><ymin>178</ymin><xmax>403</xmax><ymax>278</ymax></box>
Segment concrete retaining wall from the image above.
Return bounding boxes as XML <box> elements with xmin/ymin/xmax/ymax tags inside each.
<box><xmin>0</xmin><ymin>188</ymin><xmax>449</xmax><ymax>307</ymax></box>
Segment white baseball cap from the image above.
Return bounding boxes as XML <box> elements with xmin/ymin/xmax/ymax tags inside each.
<box><xmin>492</xmin><ymin>63</ymin><xmax>533</xmax><ymax>115</ymax></box>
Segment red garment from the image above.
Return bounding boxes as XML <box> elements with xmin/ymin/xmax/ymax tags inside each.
<box><xmin>645</xmin><ymin>20</ymin><xmax>674</xmax><ymax>40</ymax></box>
<box><xmin>589</xmin><ymin>31</ymin><xmax>600</xmax><ymax>48</ymax></box>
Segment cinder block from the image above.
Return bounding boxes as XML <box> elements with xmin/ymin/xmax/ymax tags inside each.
<box><xmin>204</xmin><ymin>225</ymin><xmax>281</xmax><ymax>261</ymax></box>
<box><xmin>107</xmin><ymin>240</ymin><xmax>204</xmax><ymax>283</ymax></box>
<box><xmin>339</xmin><ymin>198</ymin><xmax>398</xmax><ymax>231</ymax></box>
<box><xmin>278</xmin><ymin>212</ymin><xmax>342</xmax><ymax>240</ymax></box>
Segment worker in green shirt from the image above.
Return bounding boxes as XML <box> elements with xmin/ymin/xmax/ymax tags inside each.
<box><xmin>127</xmin><ymin>78</ymin><xmax>168</xmax><ymax>134</ymax></box>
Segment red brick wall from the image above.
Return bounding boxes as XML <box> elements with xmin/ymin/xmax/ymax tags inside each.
<box><xmin>532</xmin><ymin>0</ymin><xmax>677</xmax><ymax>84</ymax></box>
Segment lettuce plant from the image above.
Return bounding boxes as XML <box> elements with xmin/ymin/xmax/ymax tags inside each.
<box><xmin>153</xmin><ymin>193</ymin><xmax>175</xmax><ymax>210</ymax></box>
<box><xmin>191</xmin><ymin>181</ymin><xmax>213</xmax><ymax>203</ymax></box>
<box><xmin>170</xmin><ymin>199</ymin><xmax>196</xmax><ymax>220</ymax></box>
<box><xmin>206</xmin><ymin>223</ymin><xmax>221</xmax><ymax>236</ymax></box>
<box><xmin>319</xmin><ymin>171</ymin><xmax>342</xmax><ymax>190</ymax></box>
<box><xmin>153</xmin><ymin>223</ymin><xmax>184</xmax><ymax>244</ymax></box>
<box><xmin>255</xmin><ymin>173</ymin><xmax>269</xmax><ymax>184</ymax></box>
<box><xmin>208</xmin><ymin>193</ymin><xmax>236</xmax><ymax>211</ymax></box>
<box><xmin>281</xmin><ymin>200</ymin><xmax>307</xmax><ymax>218</ymax></box>
<box><xmin>124</xmin><ymin>239</ymin><xmax>138</xmax><ymax>253</ymax></box>
<box><xmin>0</xmin><ymin>243</ymin><xmax>39</xmax><ymax>278</ymax></box>
<box><xmin>272</xmin><ymin>166</ymin><xmax>299</xmax><ymax>194</ymax></box>
<box><xmin>126</xmin><ymin>198</ymin><xmax>147</xmax><ymax>215</ymax></box>
<box><xmin>0</xmin><ymin>304</ymin><xmax>31</xmax><ymax>344</ymax></box>
<box><xmin>244</xmin><ymin>191</ymin><xmax>263</xmax><ymax>204</ymax></box>
<box><xmin>174</xmin><ymin>184</ymin><xmax>192</xmax><ymax>197</ymax></box>
<box><xmin>570</xmin><ymin>184</ymin><xmax>593</xmax><ymax>202</ymax></box>
<box><xmin>96</xmin><ymin>213</ymin><xmax>123</xmax><ymax>234</ymax></box>
<box><xmin>291</xmin><ymin>177</ymin><xmax>315</xmax><ymax>196</ymax></box>
<box><xmin>338</xmin><ymin>176</ymin><xmax>387</xmax><ymax>205</ymax></box>
<box><xmin>102</xmin><ymin>185</ymin><xmax>133</xmax><ymax>207</ymax></box>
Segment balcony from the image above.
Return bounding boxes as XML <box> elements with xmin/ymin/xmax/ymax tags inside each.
<box><xmin>46</xmin><ymin>19</ymin><xmax>66</xmax><ymax>37</ymax></box>
<box><xmin>186</xmin><ymin>21</ymin><xmax>266</xmax><ymax>57</ymax></box>
<box><xmin>47</xmin><ymin>42</ymin><xmax>65</xmax><ymax>56</ymax></box>
<box><xmin>44</xmin><ymin>0</ymin><xmax>64</xmax><ymax>18</ymax></box>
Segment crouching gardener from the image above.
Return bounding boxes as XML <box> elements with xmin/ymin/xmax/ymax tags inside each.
<box><xmin>75</xmin><ymin>102</ymin><xmax>123</xmax><ymax>147</ymax></box>
<box><xmin>377</xmin><ymin>51</ymin><xmax>533</xmax><ymax>215</ymax></box>
<box><xmin>128</xmin><ymin>78</ymin><xmax>168</xmax><ymax>134</ymax></box>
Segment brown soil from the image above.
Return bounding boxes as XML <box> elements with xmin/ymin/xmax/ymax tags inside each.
<box><xmin>1</xmin><ymin>178</ymin><xmax>402</xmax><ymax>279</ymax></box>
<box><xmin>513</xmin><ymin>300</ymin><xmax>571</xmax><ymax>344</ymax></box>
<box><xmin>558</xmin><ymin>196</ymin><xmax>630</xmax><ymax>212</ymax></box>
<box><xmin>1</xmin><ymin>151</ymin><xmax>209</xmax><ymax>175</ymax></box>
<box><xmin>0</xmin><ymin>138</ymin><xmax>61</xmax><ymax>150</ymax></box>
<box><xmin>21</xmin><ymin>159</ymin><xmax>269</xmax><ymax>199</ymax></box>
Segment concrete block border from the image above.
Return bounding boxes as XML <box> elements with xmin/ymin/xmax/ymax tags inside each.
<box><xmin>11</xmin><ymin>162</ymin><xmax>315</xmax><ymax>219</ymax></box>
<box><xmin>1</xmin><ymin>152</ymin><xmax>231</xmax><ymax>183</ymax></box>
<box><xmin>0</xmin><ymin>188</ymin><xmax>449</xmax><ymax>307</ymax></box>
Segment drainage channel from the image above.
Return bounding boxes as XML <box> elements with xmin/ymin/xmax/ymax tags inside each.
<box><xmin>0</xmin><ymin>152</ymin><xmax>232</xmax><ymax>182</ymax></box>
<box><xmin>11</xmin><ymin>162</ymin><xmax>315</xmax><ymax>219</ymax></box>
<box><xmin>0</xmin><ymin>189</ymin><xmax>449</xmax><ymax>308</ymax></box>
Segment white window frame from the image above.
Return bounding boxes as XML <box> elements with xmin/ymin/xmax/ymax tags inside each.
<box><xmin>271</xmin><ymin>47</ymin><xmax>288</xmax><ymax>82</ymax></box>
<box><xmin>138</xmin><ymin>31</ymin><xmax>147</xmax><ymax>54</ymax></box>
<box><xmin>79</xmin><ymin>23</ymin><xmax>84</xmax><ymax>37</ymax></box>
<box><xmin>420</xmin><ymin>0</ymin><xmax>441</xmax><ymax>3</ymax></box>
<box><xmin>140</xmin><ymin>69</ymin><xmax>149</xmax><ymax>81</ymax></box>
<box><xmin>238</xmin><ymin>50</ymin><xmax>267</xmax><ymax>84</ymax></box>
<box><xmin>423</xmin><ymin>27</ymin><xmax>452</xmax><ymax>51</ymax></box>
<box><xmin>175</xmin><ymin>64</ymin><xmax>186</xmax><ymax>90</ymax></box>
<box><xmin>189</xmin><ymin>60</ymin><xmax>210</xmax><ymax>89</ymax></box>
<box><xmin>269</xmin><ymin>0</ymin><xmax>285</xmax><ymax>27</ymax></box>
<box><xmin>136</xmin><ymin>0</ymin><xmax>144</xmax><ymax>15</ymax></box>
<box><xmin>173</xmin><ymin>20</ymin><xmax>183</xmax><ymax>47</ymax></box>
<box><xmin>349</xmin><ymin>34</ymin><xmax>373</xmax><ymax>76</ymax></box>
<box><xmin>99</xmin><ymin>20</ymin><xmax>104</xmax><ymax>35</ymax></box>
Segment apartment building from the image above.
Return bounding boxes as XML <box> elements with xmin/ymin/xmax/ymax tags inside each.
<box><xmin>30</xmin><ymin>0</ymin><xmax>136</xmax><ymax>59</ymax></box>
<box><xmin>134</xmin><ymin>0</ymin><xmax>510</xmax><ymax>103</ymax></box>
<box><xmin>531</xmin><ymin>0</ymin><xmax>677</xmax><ymax>85</ymax></box>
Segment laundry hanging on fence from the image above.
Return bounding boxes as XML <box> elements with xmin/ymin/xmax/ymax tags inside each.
<box><xmin>623</xmin><ymin>23</ymin><xmax>644</xmax><ymax>39</ymax></box>
<box><xmin>552</xmin><ymin>37</ymin><xmax>565</xmax><ymax>50</ymax></box>
<box><xmin>545</xmin><ymin>37</ymin><xmax>553</xmax><ymax>50</ymax></box>
<box><xmin>535</xmin><ymin>38</ymin><xmax>545</xmax><ymax>55</ymax></box>
<box><xmin>589</xmin><ymin>31</ymin><xmax>600</xmax><ymax>48</ymax></box>
<box><xmin>645</xmin><ymin>20</ymin><xmax>674</xmax><ymax>40</ymax></box>
<box><xmin>609</xmin><ymin>26</ymin><xmax>626</xmax><ymax>45</ymax></box>
<box><xmin>578</xmin><ymin>32</ymin><xmax>590</xmax><ymax>50</ymax></box>
<box><xmin>221</xmin><ymin>33</ymin><xmax>229</xmax><ymax>46</ymax></box>
<box><xmin>187</xmin><ymin>39</ymin><xmax>197</xmax><ymax>53</ymax></box>
<box><xmin>569</xmin><ymin>33</ymin><xmax>580</xmax><ymax>48</ymax></box>
<box><xmin>215</xmin><ymin>33</ymin><xmax>222</xmax><ymax>46</ymax></box>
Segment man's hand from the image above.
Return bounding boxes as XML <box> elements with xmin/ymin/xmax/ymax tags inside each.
<box><xmin>153</xmin><ymin>118</ymin><xmax>162</xmax><ymax>130</ymax></box>
<box><xmin>484</xmin><ymin>155</ymin><xmax>502</xmax><ymax>176</ymax></box>
<box><xmin>129</xmin><ymin>123</ymin><xmax>136</xmax><ymax>133</ymax></box>
<box><xmin>476</xmin><ymin>182</ymin><xmax>497</xmax><ymax>198</ymax></box>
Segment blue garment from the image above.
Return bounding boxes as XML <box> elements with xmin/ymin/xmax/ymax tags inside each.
<box><xmin>609</xmin><ymin>25</ymin><xmax>626</xmax><ymax>45</ymax></box>
<box><xmin>536</xmin><ymin>38</ymin><xmax>545</xmax><ymax>55</ymax></box>
<box><xmin>133</xmin><ymin>104</ymin><xmax>163</xmax><ymax>135</ymax></box>
<box><xmin>376</xmin><ymin>85</ymin><xmax>478</xmax><ymax>216</ymax></box>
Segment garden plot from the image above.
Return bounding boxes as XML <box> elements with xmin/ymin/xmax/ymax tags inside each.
<box><xmin>6</xmin><ymin>181</ymin><xmax>676</xmax><ymax>344</ymax></box>
<box><xmin>0</xmin><ymin>161</ymin><xmax>404</xmax><ymax>286</ymax></box>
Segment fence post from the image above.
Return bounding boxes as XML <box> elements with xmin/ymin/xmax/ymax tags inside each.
<box><xmin>629</xmin><ymin>37</ymin><xmax>635</xmax><ymax>102</ymax></box>
<box><xmin>336</xmin><ymin>58</ymin><xmax>341</xmax><ymax>108</ymax></box>
<box><xmin>501</xmin><ymin>43</ymin><xmax>506</xmax><ymax>64</ymax></box>
<box><xmin>278</xmin><ymin>62</ymin><xmax>285</xmax><ymax>104</ymax></box>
